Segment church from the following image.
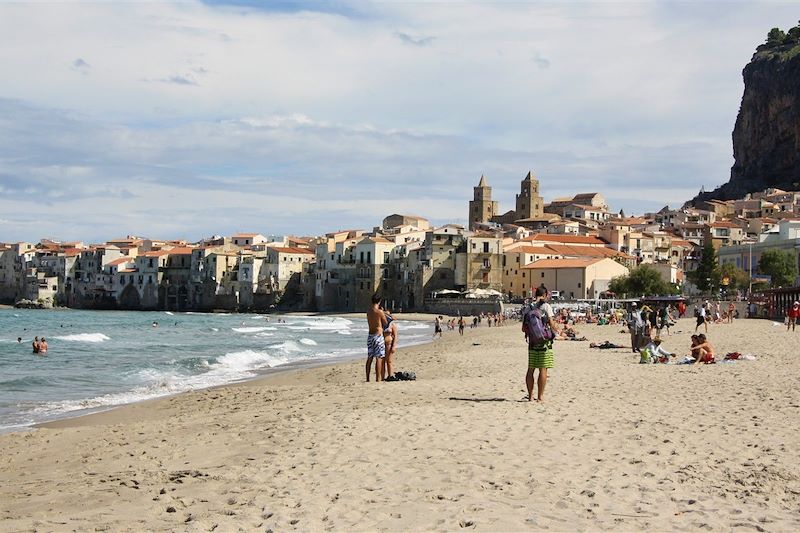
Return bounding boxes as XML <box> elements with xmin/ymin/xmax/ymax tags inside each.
<box><xmin>468</xmin><ymin>171</ymin><xmax>546</xmax><ymax>230</ymax></box>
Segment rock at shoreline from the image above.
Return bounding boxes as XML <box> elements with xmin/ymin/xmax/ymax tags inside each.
<box><xmin>14</xmin><ymin>299</ymin><xmax>52</xmax><ymax>309</ymax></box>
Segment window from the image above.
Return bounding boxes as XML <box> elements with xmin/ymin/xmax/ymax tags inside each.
<box><xmin>541</xmin><ymin>272</ymin><xmax>544</xmax><ymax>278</ymax></box>
<box><xmin>367</xmin><ymin>251</ymin><xmax>371</xmax><ymax>263</ymax></box>
<box><xmin>483</xmin><ymin>242</ymin><xmax>489</xmax><ymax>253</ymax></box>
<box><xmin>384</xmin><ymin>251</ymin><xmax>390</xmax><ymax>262</ymax></box>
<box><xmin>578</xmin><ymin>282</ymin><xmax>582</xmax><ymax>288</ymax></box>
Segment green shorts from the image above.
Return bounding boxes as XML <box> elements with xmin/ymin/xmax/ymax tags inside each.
<box><xmin>528</xmin><ymin>342</ymin><xmax>554</xmax><ymax>369</ymax></box>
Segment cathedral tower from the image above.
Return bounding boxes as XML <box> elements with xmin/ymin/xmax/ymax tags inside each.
<box><xmin>515</xmin><ymin>171</ymin><xmax>544</xmax><ymax>220</ymax></box>
<box><xmin>469</xmin><ymin>175</ymin><xmax>498</xmax><ymax>230</ymax></box>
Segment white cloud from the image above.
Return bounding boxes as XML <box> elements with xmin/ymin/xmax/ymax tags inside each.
<box><xmin>0</xmin><ymin>1</ymin><xmax>798</xmax><ymax>242</ymax></box>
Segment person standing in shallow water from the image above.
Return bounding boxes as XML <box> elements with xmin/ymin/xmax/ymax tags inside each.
<box><xmin>523</xmin><ymin>286</ymin><xmax>558</xmax><ymax>403</ymax></box>
<box><xmin>32</xmin><ymin>336</ymin><xmax>40</xmax><ymax>354</ymax></box>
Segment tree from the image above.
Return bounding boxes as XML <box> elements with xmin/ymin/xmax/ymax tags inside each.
<box><xmin>719</xmin><ymin>262</ymin><xmax>750</xmax><ymax>291</ymax></box>
<box><xmin>608</xmin><ymin>264</ymin><xmax>678</xmax><ymax>297</ymax></box>
<box><xmin>767</xmin><ymin>27</ymin><xmax>787</xmax><ymax>47</ymax></box>
<box><xmin>758</xmin><ymin>249</ymin><xmax>798</xmax><ymax>288</ymax></box>
<box><xmin>687</xmin><ymin>242</ymin><xmax>720</xmax><ymax>294</ymax></box>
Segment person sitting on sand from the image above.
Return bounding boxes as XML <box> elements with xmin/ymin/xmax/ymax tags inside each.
<box><xmin>692</xmin><ymin>333</ymin><xmax>715</xmax><ymax>364</ymax></box>
<box><xmin>639</xmin><ymin>337</ymin><xmax>674</xmax><ymax>364</ymax></box>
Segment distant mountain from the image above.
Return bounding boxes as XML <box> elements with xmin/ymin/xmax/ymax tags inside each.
<box><xmin>691</xmin><ymin>24</ymin><xmax>800</xmax><ymax>204</ymax></box>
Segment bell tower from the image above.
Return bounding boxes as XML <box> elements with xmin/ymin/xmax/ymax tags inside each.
<box><xmin>515</xmin><ymin>170</ymin><xmax>544</xmax><ymax>220</ymax></box>
<box><xmin>469</xmin><ymin>175</ymin><xmax>498</xmax><ymax>230</ymax></box>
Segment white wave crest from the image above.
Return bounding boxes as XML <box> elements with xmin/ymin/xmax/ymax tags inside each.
<box><xmin>232</xmin><ymin>326</ymin><xmax>275</xmax><ymax>333</ymax></box>
<box><xmin>398</xmin><ymin>323</ymin><xmax>430</xmax><ymax>330</ymax></box>
<box><xmin>216</xmin><ymin>349</ymin><xmax>290</xmax><ymax>372</ymax></box>
<box><xmin>299</xmin><ymin>338</ymin><xmax>317</xmax><ymax>346</ymax></box>
<box><xmin>53</xmin><ymin>333</ymin><xmax>111</xmax><ymax>343</ymax></box>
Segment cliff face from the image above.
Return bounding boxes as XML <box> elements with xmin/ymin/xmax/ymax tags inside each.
<box><xmin>693</xmin><ymin>34</ymin><xmax>800</xmax><ymax>203</ymax></box>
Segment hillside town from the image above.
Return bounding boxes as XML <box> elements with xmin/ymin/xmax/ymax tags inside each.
<box><xmin>2</xmin><ymin>171</ymin><xmax>800</xmax><ymax>315</ymax></box>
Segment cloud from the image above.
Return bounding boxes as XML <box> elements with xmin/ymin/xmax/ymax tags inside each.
<box><xmin>159</xmin><ymin>75</ymin><xmax>200</xmax><ymax>86</ymax></box>
<box><xmin>71</xmin><ymin>58</ymin><xmax>91</xmax><ymax>74</ymax></box>
<box><xmin>532</xmin><ymin>52</ymin><xmax>550</xmax><ymax>69</ymax></box>
<box><xmin>394</xmin><ymin>31</ymin><xmax>435</xmax><ymax>46</ymax></box>
<box><xmin>1</xmin><ymin>1</ymin><xmax>799</xmax><ymax>242</ymax></box>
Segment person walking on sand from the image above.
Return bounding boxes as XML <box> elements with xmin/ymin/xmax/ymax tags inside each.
<box><xmin>788</xmin><ymin>301</ymin><xmax>799</xmax><ymax>332</ymax></box>
<box><xmin>458</xmin><ymin>316</ymin><xmax>465</xmax><ymax>336</ymax></box>
<box><xmin>433</xmin><ymin>315</ymin><xmax>443</xmax><ymax>338</ymax></box>
<box><xmin>695</xmin><ymin>303</ymin><xmax>708</xmax><ymax>333</ymax></box>
<box><xmin>522</xmin><ymin>286</ymin><xmax>558</xmax><ymax>403</ymax></box>
<box><xmin>366</xmin><ymin>294</ymin><xmax>387</xmax><ymax>382</ymax></box>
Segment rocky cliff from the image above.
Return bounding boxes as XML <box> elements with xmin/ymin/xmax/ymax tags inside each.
<box><xmin>692</xmin><ymin>25</ymin><xmax>800</xmax><ymax>203</ymax></box>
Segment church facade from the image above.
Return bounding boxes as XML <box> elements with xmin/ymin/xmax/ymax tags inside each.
<box><xmin>468</xmin><ymin>171</ymin><xmax>545</xmax><ymax>230</ymax></box>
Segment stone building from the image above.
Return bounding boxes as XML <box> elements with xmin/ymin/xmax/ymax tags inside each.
<box><xmin>468</xmin><ymin>171</ymin><xmax>545</xmax><ymax>230</ymax></box>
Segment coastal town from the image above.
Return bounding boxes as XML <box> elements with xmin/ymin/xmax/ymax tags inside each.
<box><xmin>2</xmin><ymin>171</ymin><xmax>799</xmax><ymax>316</ymax></box>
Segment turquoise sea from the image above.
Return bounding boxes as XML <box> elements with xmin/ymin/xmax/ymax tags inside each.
<box><xmin>0</xmin><ymin>309</ymin><xmax>432</xmax><ymax>432</ymax></box>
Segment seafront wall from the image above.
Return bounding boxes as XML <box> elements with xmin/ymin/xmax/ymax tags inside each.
<box><xmin>423</xmin><ymin>297</ymin><xmax>503</xmax><ymax>316</ymax></box>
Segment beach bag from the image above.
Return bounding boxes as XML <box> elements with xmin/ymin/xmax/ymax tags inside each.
<box><xmin>523</xmin><ymin>303</ymin><xmax>554</xmax><ymax>347</ymax></box>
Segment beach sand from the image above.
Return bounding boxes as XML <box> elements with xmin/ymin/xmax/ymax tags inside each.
<box><xmin>1</xmin><ymin>316</ymin><xmax>799</xmax><ymax>532</ymax></box>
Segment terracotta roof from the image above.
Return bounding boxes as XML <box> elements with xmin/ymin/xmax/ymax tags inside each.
<box><xmin>670</xmin><ymin>239</ymin><xmax>694</xmax><ymax>247</ymax></box>
<box><xmin>523</xmin><ymin>258</ymin><xmax>603</xmax><ymax>269</ymax></box>
<box><xmin>524</xmin><ymin>234</ymin><xmax>608</xmax><ymax>245</ymax></box>
<box><xmin>540</xmin><ymin>243</ymin><xmax>632</xmax><ymax>260</ymax></box>
<box><xmin>107</xmin><ymin>257</ymin><xmax>134</xmax><ymax>266</ymax></box>
<box><xmin>118</xmin><ymin>268</ymin><xmax>137</xmax><ymax>273</ymax></box>
<box><xmin>140</xmin><ymin>250</ymin><xmax>170</xmax><ymax>257</ymax></box>
<box><xmin>166</xmin><ymin>247</ymin><xmax>194</xmax><ymax>255</ymax></box>
<box><xmin>270</xmin><ymin>247</ymin><xmax>315</xmax><ymax>255</ymax></box>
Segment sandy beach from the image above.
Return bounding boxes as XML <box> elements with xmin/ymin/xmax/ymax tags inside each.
<box><xmin>1</xmin><ymin>315</ymin><xmax>799</xmax><ymax>532</ymax></box>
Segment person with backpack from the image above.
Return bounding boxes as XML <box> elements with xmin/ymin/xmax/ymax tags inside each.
<box><xmin>522</xmin><ymin>286</ymin><xmax>558</xmax><ymax>403</ymax></box>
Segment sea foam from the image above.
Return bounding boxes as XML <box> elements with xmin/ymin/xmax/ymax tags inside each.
<box><xmin>53</xmin><ymin>333</ymin><xmax>111</xmax><ymax>343</ymax></box>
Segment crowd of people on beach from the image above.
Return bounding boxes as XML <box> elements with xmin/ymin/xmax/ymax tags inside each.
<box><xmin>363</xmin><ymin>286</ymin><xmax>784</xmax><ymax>403</ymax></box>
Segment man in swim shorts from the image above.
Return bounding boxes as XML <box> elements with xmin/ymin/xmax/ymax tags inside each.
<box><xmin>366</xmin><ymin>293</ymin><xmax>387</xmax><ymax>382</ymax></box>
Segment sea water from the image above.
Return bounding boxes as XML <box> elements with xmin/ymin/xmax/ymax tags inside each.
<box><xmin>0</xmin><ymin>309</ymin><xmax>433</xmax><ymax>432</ymax></box>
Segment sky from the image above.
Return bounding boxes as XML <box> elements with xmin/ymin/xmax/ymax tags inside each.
<box><xmin>0</xmin><ymin>1</ymin><xmax>798</xmax><ymax>243</ymax></box>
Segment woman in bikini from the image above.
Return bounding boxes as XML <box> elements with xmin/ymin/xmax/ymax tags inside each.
<box><xmin>383</xmin><ymin>311</ymin><xmax>398</xmax><ymax>378</ymax></box>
